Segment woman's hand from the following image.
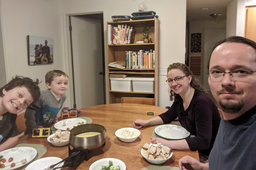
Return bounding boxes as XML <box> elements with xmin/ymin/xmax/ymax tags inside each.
<box><xmin>151</xmin><ymin>137</ymin><xmax>170</xmax><ymax>147</ymax></box>
<box><xmin>179</xmin><ymin>156</ymin><xmax>209</xmax><ymax>170</ymax></box>
<box><xmin>133</xmin><ymin>119</ymin><xmax>147</xmax><ymax>129</ymax></box>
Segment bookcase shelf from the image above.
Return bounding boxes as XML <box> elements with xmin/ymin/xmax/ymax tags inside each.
<box><xmin>106</xmin><ymin>18</ymin><xmax>159</xmax><ymax>105</ymax></box>
<box><xmin>108</xmin><ymin>43</ymin><xmax>155</xmax><ymax>47</ymax></box>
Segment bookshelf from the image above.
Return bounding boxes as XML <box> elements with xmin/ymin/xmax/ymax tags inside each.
<box><xmin>106</xmin><ymin>18</ymin><xmax>159</xmax><ymax>105</ymax></box>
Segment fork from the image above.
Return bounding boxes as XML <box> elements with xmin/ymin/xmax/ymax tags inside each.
<box><xmin>44</xmin><ymin>151</ymin><xmax>80</xmax><ymax>170</ymax></box>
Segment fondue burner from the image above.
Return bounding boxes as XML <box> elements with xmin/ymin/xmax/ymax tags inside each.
<box><xmin>62</xmin><ymin>143</ymin><xmax>105</xmax><ymax>169</ymax></box>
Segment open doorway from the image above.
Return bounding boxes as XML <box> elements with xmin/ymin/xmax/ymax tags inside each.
<box><xmin>69</xmin><ymin>13</ymin><xmax>105</xmax><ymax>109</ymax></box>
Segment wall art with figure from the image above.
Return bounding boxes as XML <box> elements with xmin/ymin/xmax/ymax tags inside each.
<box><xmin>27</xmin><ymin>35</ymin><xmax>53</xmax><ymax>65</ymax></box>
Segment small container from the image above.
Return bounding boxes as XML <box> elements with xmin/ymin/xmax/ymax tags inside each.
<box><xmin>110</xmin><ymin>77</ymin><xmax>132</xmax><ymax>91</ymax></box>
<box><xmin>132</xmin><ymin>77</ymin><xmax>154</xmax><ymax>92</ymax></box>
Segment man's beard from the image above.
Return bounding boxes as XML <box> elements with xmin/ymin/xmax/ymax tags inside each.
<box><xmin>219</xmin><ymin>100</ymin><xmax>244</xmax><ymax>113</ymax></box>
<box><xmin>217</xmin><ymin>88</ymin><xmax>244</xmax><ymax>113</ymax></box>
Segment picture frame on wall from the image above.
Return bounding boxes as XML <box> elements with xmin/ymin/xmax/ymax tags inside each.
<box><xmin>27</xmin><ymin>35</ymin><xmax>53</xmax><ymax>65</ymax></box>
<box><xmin>190</xmin><ymin>33</ymin><xmax>201</xmax><ymax>53</ymax></box>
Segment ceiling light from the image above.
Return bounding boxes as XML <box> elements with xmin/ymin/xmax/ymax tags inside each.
<box><xmin>209</xmin><ymin>13</ymin><xmax>222</xmax><ymax>19</ymax></box>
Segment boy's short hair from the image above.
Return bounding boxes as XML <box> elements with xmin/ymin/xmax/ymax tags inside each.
<box><xmin>45</xmin><ymin>70</ymin><xmax>68</xmax><ymax>85</ymax></box>
<box><xmin>0</xmin><ymin>76</ymin><xmax>40</xmax><ymax>102</ymax></box>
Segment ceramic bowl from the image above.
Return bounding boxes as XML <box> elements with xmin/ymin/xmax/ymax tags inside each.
<box><xmin>115</xmin><ymin>127</ymin><xmax>140</xmax><ymax>142</ymax></box>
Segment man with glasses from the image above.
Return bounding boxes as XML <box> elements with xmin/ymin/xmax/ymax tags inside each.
<box><xmin>179</xmin><ymin>36</ymin><xmax>256</xmax><ymax>170</ymax></box>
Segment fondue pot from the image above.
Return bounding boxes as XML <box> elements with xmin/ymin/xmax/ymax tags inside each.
<box><xmin>70</xmin><ymin>123</ymin><xmax>106</xmax><ymax>150</ymax></box>
<box><xmin>52</xmin><ymin>124</ymin><xmax>106</xmax><ymax>169</ymax></box>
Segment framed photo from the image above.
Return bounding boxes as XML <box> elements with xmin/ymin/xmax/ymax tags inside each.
<box><xmin>190</xmin><ymin>33</ymin><xmax>201</xmax><ymax>53</ymax></box>
<box><xmin>27</xmin><ymin>35</ymin><xmax>53</xmax><ymax>65</ymax></box>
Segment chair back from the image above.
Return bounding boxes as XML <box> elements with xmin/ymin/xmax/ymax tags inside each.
<box><xmin>121</xmin><ymin>97</ymin><xmax>155</xmax><ymax>105</ymax></box>
<box><xmin>16</xmin><ymin>112</ymin><xmax>26</xmax><ymax>133</ymax></box>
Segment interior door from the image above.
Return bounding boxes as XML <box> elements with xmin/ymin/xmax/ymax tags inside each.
<box><xmin>70</xmin><ymin>15</ymin><xmax>105</xmax><ymax>108</ymax></box>
<box><xmin>245</xmin><ymin>6</ymin><xmax>256</xmax><ymax>42</ymax></box>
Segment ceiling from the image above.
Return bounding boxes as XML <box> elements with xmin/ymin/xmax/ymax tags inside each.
<box><xmin>187</xmin><ymin>0</ymin><xmax>234</xmax><ymax>21</ymax></box>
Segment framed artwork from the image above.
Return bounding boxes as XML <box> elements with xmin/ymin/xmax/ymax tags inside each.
<box><xmin>190</xmin><ymin>33</ymin><xmax>201</xmax><ymax>53</ymax></box>
<box><xmin>190</xmin><ymin>56</ymin><xmax>201</xmax><ymax>75</ymax></box>
<box><xmin>27</xmin><ymin>35</ymin><xmax>53</xmax><ymax>65</ymax></box>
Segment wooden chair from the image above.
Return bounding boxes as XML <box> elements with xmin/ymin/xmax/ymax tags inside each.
<box><xmin>16</xmin><ymin>112</ymin><xmax>26</xmax><ymax>133</ymax></box>
<box><xmin>121</xmin><ymin>97</ymin><xmax>155</xmax><ymax>105</ymax></box>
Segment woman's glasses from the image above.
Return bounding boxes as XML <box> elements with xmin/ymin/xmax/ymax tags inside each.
<box><xmin>166</xmin><ymin>75</ymin><xmax>187</xmax><ymax>84</ymax></box>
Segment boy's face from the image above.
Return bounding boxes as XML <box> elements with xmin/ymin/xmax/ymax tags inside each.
<box><xmin>2</xmin><ymin>86</ymin><xmax>33</xmax><ymax>114</ymax></box>
<box><xmin>46</xmin><ymin>75</ymin><xmax>69</xmax><ymax>97</ymax></box>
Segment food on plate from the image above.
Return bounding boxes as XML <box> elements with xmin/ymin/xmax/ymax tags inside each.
<box><xmin>0</xmin><ymin>155</ymin><xmax>27</xmax><ymax>169</ymax></box>
<box><xmin>49</xmin><ymin>130</ymin><xmax>70</xmax><ymax>144</ymax></box>
<box><xmin>62</xmin><ymin>120</ymin><xmax>85</xmax><ymax>130</ymax></box>
<box><xmin>76</xmin><ymin>132</ymin><xmax>100</xmax><ymax>138</ymax></box>
<box><xmin>100</xmin><ymin>160</ymin><xmax>120</xmax><ymax>170</ymax></box>
<box><xmin>118</xmin><ymin>129</ymin><xmax>139</xmax><ymax>139</ymax></box>
<box><xmin>141</xmin><ymin>143</ymin><xmax>171</xmax><ymax>160</ymax></box>
<box><xmin>77</xmin><ymin>121</ymin><xmax>85</xmax><ymax>126</ymax></box>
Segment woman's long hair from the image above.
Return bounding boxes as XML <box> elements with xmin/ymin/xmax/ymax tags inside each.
<box><xmin>167</xmin><ymin>63</ymin><xmax>206</xmax><ymax>101</ymax></box>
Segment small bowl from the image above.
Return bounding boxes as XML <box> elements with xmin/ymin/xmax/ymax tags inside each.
<box><xmin>89</xmin><ymin>158</ymin><xmax>126</xmax><ymax>170</ymax></box>
<box><xmin>47</xmin><ymin>131</ymin><xmax>70</xmax><ymax>146</ymax></box>
<box><xmin>115</xmin><ymin>127</ymin><xmax>140</xmax><ymax>142</ymax></box>
<box><xmin>140</xmin><ymin>144</ymin><xmax>173</xmax><ymax>164</ymax></box>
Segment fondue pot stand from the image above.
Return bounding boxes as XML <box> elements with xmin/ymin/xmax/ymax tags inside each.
<box><xmin>58</xmin><ymin>124</ymin><xmax>106</xmax><ymax>169</ymax></box>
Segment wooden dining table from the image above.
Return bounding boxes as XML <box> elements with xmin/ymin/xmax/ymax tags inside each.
<box><xmin>18</xmin><ymin>103</ymin><xmax>199</xmax><ymax>169</ymax></box>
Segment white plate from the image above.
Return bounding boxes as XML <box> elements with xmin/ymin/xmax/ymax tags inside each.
<box><xmin>154</xmin><ymin>124</ymin><xmax>190</xmax><ymax>139</ymax></box>
<box><xmin>25</xmin><ymin>157</ymin><xmax>63</xmax><ymax>170</ymax></box>
<box><xmin>89</xmin><ymin>158</ymin><xmax>126</xmax><ymax>170</ymax></box>
<box><xmin>54</xmin><ymin>118</ymin><xmax>87</xmax><ymax>131</ymax></box>
<box><xmin>0</xmin><ymin>147</ymin><xmax>37</xmax><ymax>170</ymax></box>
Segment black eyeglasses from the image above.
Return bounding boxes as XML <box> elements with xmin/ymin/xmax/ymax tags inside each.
<box><xmin>166</xmin><ymin>75</ymin><xmax>187</xmax><ymax>84</ymax></box>
<box><xmin>209</xmin><ymin>69</ymin><xmax>256</xmax><ymax>82</ymax></box>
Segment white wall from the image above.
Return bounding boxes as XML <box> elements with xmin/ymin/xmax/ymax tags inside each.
<box><xmin>0</xmin><ymin>0</ymin><xmax>186</xmax><ymax>108</ymax></box>
<box><xmin>0</xmin><ymin>1</ymin><xmax>6</xmax><ymax>87</ymax></box>
<box><xmin>0</xmin><ymin>0</ymin><xmax>73</xmax><ymax>105</ymax></box>
<box><xmin>0</xmin><ymin>0</ymin><xmax>63</xmax><ymax>85</ymax></box>
<box><xmin>226</xmin><ymin>0</ymin><xmax>238</xmax><ymax>37</ymax></box>
<box><xmin>59</xmin><ymin>0</ymin><xmax>187</xmax><ymax>107</ymax></box>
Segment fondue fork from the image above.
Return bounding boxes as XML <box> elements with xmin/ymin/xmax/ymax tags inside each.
<box><xmin>44</xmin><ymin>151</ymin><xmax>80</xmax><ymax>170</ymax></box>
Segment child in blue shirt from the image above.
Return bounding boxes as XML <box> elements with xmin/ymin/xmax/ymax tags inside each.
<box><xmin>24</xmin><ymin>70</ymin><xmax>69</xmax><ymax>134</ymax></box>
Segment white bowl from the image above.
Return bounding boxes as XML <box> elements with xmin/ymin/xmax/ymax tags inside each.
<box><xmin>89</xmin><ymin>158</ymin><xmax>126</xmax><ymax>170</ymax></box>
<box><xmin>47</xmin><ymin>131</ymin><xmax>70</xmax><ymax>146</ymax></box>
<box><xmin>140</xmin><ymin>144</ymin><xmax>173</xmax><ymax>164</ymax></box>
<box><xmin>115</xmin><ymin>127</ymin><xmax>141</xmax><ymax>142</ymax></box>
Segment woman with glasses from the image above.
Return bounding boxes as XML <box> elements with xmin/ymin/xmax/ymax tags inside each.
<box><xmin>133</xmin><ymin>63</ymin><xmax>220</xmax><ymax>161</ymax></box>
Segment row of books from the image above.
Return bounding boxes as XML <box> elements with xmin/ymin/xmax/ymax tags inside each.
<box><xmin>108</xmin><ymin>24</ymin><xmax>134</xmax><ymax>44</ymax></box>
<box><xmin>125</xmin><ymin>50</ymin><xmax>155</xmax><ymax>69</ymax></box>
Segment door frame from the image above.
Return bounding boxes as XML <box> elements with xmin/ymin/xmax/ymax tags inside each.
<box><xmin>63</xmin><ymin>12</ymin><xmax>106</xmax><ymax>108</ymax></box>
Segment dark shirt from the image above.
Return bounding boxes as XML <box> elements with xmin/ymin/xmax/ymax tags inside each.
<box><xmin>209</xmin><ymin>106</ymin><xmax>256</xmax><ymax>170</ymax></box>
<box><xmin>0</xmin><ymin>113</ymin><xmax>18</xmax><ymax>143</ymax></box>
<box><xmin>159</xmin><ymin>89</ymin><xmax>220</xmax><ymax>156</ymax></box>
